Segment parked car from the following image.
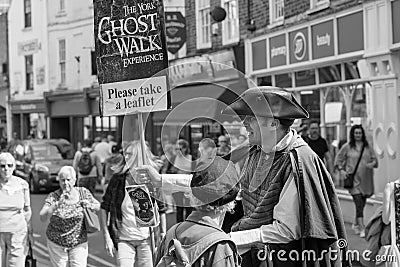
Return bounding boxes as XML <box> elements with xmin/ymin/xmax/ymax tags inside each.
<box><xmin>8</xmin><ymin>139</ymin><xmax>75</xmax><ymax>193</ymax></box>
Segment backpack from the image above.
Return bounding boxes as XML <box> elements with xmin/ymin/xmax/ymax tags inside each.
<box><xmin>78</xmin><ymin>151</ymin><xmax>93</xmax><ymax>175</ymax></box>
<box><xmin>155</xmin><ymin>220</ymin><xmax>238</xmax><ymax>267</ymax></box>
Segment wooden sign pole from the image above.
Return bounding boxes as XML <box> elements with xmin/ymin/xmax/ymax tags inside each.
<box><xmin>137</xmin><ymin>112</ymin><xmax>156</xmax><ymax>261</ymax></box>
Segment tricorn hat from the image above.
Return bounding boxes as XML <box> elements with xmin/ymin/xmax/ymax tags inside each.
<box><xmin>191</xmin><ymin>156</ymin><xmax>240</xmax><ymax>207</ymax></box>
<box><xmin>222</xmin><ymin>86</ymin><xmax>309</xmax><ymax>119</ymax></box>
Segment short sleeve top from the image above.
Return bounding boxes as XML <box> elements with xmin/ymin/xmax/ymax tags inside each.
<box><xmin>0</xmin><ymin>176</ymin><xmax>30</xmax><ymax>232</ymax></box>
<box><xmin>45</xmin><ymin>187</ymin><xmax>96</xmax><ymax>248</ymax></box>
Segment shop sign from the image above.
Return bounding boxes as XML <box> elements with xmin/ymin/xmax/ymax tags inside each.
<box><xmin>169</xmin><ymin>50</ymin><xmax>237</xmax><ymax>87</ymax></box>
<box><xmin>289</xmin><ymin>28</ymin><xmax>309</xmax><ymax>64</ymax></box>
<box><xmin>165</xmin><ymin>11</ymin><xmax>186</xmax><ymax>54</ymax></box>
<box><xmin>392</xmin><ymin>0</ymin><xmax>400</xmax><ymax>44</ymax></box>
<box><xmin>11</xmin><ymin>101</ymin><xmax>46</xmax><ymax>113</ymax></box>
<box><xmin>311</xmin><ymin>20</ymin><xmax>334</xmax><ymax>59</ymax></box>
<box><xmin>94</xmin><ymin>0</ymin><xmax>170</xmax><ymax>116</ymax></box>
<box><xmin>269</xmin><ymin>34</ymin><xmax>287</xmax><ymax>68</ymax></box>
<box><xmin>252</xmin><ymin>39</ymin><xmax>267</xmax><ymax>70</ymax></box>
<box><xmin>338</xmin><ymin>11</ymin><xmax>363</xmax><ymax>54</ymax></box>
<box><xmin>18</xmin><ymin>39</ymin><xmax>40</xmax><ymax>56</ymax></box>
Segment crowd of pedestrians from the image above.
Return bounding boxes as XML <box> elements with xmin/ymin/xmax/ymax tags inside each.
<box><xmin>0</xmin><ymin>87</ymin><xmax>391</xmax><ymax>267</ymax></box>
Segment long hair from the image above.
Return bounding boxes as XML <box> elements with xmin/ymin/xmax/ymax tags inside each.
<box><xmin>112</xmin><ymin>140</ymin><xmax>162</xmax><ymax>175</ymax></box>
<box><xmin>349</xmin><ymin>124</ymin><xmax>368</xmax><ymax>148</ymax></box>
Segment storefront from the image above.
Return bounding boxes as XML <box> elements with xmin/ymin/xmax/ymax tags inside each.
<box><xmin>11</xmin><ymin>99</ymin><xmax>47</xmax><ymax>140</ymax></box>
<box><xmin>151</xmin><ymin>48</ymin><xmax>248</xmax><ymax>155</ymax></box>
<box><xmin>246</xmin><ymin>2</ymin><xmax>400</xmax><ymax>222</ymax></box>
<box><xmin>44</xmin><ymin>88</ymin><xmax>121</xmax><ymax>149</ymax></box>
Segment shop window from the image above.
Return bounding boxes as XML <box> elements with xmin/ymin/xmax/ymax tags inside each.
<box><xmin>195</xmin><ymin>0</ymin><xmax>211</xmax><ymax>49</ymax></box>
<box><xmin>269</xmin><ymin>0</ymin><xmax>284</xmax><ymax>27</ymax></box>
<box><xmin>25</xmin><ymin>55</ymin><xmax>33</xmax><ymax>91</ymax></box>
<box><xmin>59</xmin><ymin>39</ymin><xmax>66</xmax><ymax>85</ymax></box>
<box><xmin>221</xmin><ymin>0</ymin><xmax>239</xmax><ymax>45</ymax></box>
<box><xmin>344</xmin><ymin>61</ymin><xmax>360</xmax><ymax>80</ymax></box>
<box><xmin>318</xmin><ymin>64</ymin><xmax>341</xmax><ymax>84</ymax></box>
<box><xmin>275</xmin><ymin>73</ymin><xmax>292</xmax><ymax>88</ymax></box>
<box><xmin>300</xmin><ymin>90</ymin><xmax>320</xmax><ymax>119</ymax></box>
<box><xmin>91</xmin><ymin>51</ymin><xmax>97</xmax><ymax>75</ymax></box>
<box><xmin>295</xmin><ymin>70</ymin><xmax>315</xmax><ymax>87</ymax></box>
<box><xmin>257</xmin><ymin>76</ymin><xmax>272</xmax><ymax>86</ymax></box>
<box><xmin>24</xmin><ymin>0</ymin><xmax>32</xmax><ymax>28</ymax></box>
<box><xmin>95</xmin><ymin>116</ymin><xmax>117</xmax><ymax>134</ymax></box>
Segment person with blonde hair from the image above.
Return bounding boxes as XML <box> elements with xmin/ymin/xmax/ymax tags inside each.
<box><xmin>40</xmin><ymin>166</ymin><xmax>100</xmax><ymax>267</ymax></box>
<box><xmin>0</xmin><ymin>152</ymin><xmax>32</xmax><ymax>266</ymax></box>
<box><xmin>100</xmin><ymin>140</ymin><xmax>166</xmax><ymax>267</ymax></box>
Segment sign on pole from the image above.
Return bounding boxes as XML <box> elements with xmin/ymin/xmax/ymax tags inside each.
<box><xmin>94</xmin><ymin>0</ymin><xmax>170</xmax><ymax>116</ymax></box>
<box><xmin>165</xmin><ymin>11</ymin><xmax>186</xmax><ymax>54</ymax></box>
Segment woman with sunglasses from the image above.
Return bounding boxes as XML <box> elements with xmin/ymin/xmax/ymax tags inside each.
<box><xmin>39</xmin><ymin>166</ymin><xmax>100</xmax><ymax>266</ymax></box>
<box><xmin>0</xmin><ymin>152</ymin><xmax>32</xmax><ymax>266</ymax></box>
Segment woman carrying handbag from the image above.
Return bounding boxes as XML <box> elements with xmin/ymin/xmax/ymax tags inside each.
<box><xmin>335</xmin><ymin>125</ymin><xmax>378</xmax><ymax>237</ymax></box>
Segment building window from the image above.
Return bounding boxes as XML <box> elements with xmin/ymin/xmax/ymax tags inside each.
<box><xmin>25</xmin><ymin>55</ymin><xmax>33</xmax><ymax>91</ymax></box>
<box><xmin>221</xmin><ymin>0</ymin><xmax>239</xmax><ymax>45</ymax></box>
<box><xmin>59</xmin><ymin>0</ymin><xmax>65</xmax><ymax>12</ymax></box>
<box><xmin>59</xmin><ymin>39</ymin><xmax>66</xmax><ymax>85</ymax></box>
<box><xmin>309</xmin><ymin>0</ymin><xmax>330</xmax><ymax>11</ymax></box>
<box><xmin>91</xmin><ymin>51</ymin><xmax>97</xmax><ymax>75</ymax></box>
<box><xmin>24</xmin><ymin>0</ymin><xmax>32</xmax><ymax>28</ymax></box>
<box><xmin>195</xmin><ymin>0</ymin><xmax>211</xmax><ymax>49</ymax></box>
<box><xmin>269</xmin><ymin>0</ymin><xmax>284</xmax><ymax>26</ymax></box>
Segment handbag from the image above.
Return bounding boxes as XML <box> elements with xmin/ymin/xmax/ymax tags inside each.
<box><xmin>25</xmin><ymin>242</ymin><xmax>37</xmax><ymax>267</ymax></box>
<box><xmin>343</xmin><ymin>144</ymin><xmax>365</xmax><ymax>189</ymax></box>
<box><xmin>79</xmin><ymin>188</ymin><xmax>101</xmax><ymax>233</ymax></box>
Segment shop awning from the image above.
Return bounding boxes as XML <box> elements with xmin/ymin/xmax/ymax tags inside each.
<box><xmin>152</xmin><ymin>78</ymin><xmax>247</xmax><ymax>125</ymax></box>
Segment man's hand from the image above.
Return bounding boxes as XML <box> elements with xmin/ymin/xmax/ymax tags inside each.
<box><xmin>135</xmin><ymin>165</ymin><xmax>162</xmax><ymax>188</ymax></box>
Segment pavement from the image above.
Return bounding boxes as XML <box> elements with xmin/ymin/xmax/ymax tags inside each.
<box><xmin>344</xmin><ymin>222</ymin><xmax>369</xmax><ymax>266</ymax></box>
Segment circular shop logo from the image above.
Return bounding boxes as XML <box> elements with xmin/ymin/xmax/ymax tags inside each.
<box><xmin>293</xmin><ymin>32</ymin><xmax>306</xmax><ymax>61</ymax></box>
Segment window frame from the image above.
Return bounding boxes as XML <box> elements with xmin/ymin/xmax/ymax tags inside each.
<box><xmin>221</xmin><ymin>0</ymin><xmax>240</xmax><ymax>46</ymax></box>
<box><xmin>269</xmin><ymin>0</ymin><xmax>284</xmax><ymax>28</ymax></box>
<box><xmin>195</xmin><ymin>0</ymin><xmax>212</xmax><ymax>49</ymax></box>
<box><xmin>309</xmin><ymin>0</ymin><xmax>330</xmax><ymax>13</ymax></box>
<box><xmin>59</xmin><ymin>0</ymin><xmax>65</xmax><ymax>12</ymax></box>
<box><xmin>25</xmin><ymin>55</ymin><xmax>33</xmax><ymax>91</ymax></box>
<box><xmin>24</xmin><ymin>0</ymin><xmax>32</xmax><ymax>28</ymax></box>
<box><xmin>58</xmin><ymin>39</ymin><xmax>66</xmax><ymax>86</ymax></box>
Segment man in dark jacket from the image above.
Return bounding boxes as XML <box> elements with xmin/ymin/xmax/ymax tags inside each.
<box><xmin>137</xmin><ymin>87</ymin><xmax>349</xmax><ymax>267</ymax></box>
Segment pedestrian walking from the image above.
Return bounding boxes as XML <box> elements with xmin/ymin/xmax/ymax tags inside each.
<box><xmin>99</xmin><ymin>140</ymin><xmax>166</xmax><ymax>267</ymax></box>
<box><xmin>305</xmin><ymin>120</ymin><xmax>333</xmax><ymax>172</ymax></box>
<box><xmin>155</xmin><ymin>156</ymin><xmax>241</xmax><ymax>267</ymax></box>
<box><xmin>137</xmin><ymin>86</ymin><xmax>349</xmax><ymax>267</ymax></box>
<box><xmin>73</xmin><ymin>139</ymin><xmax>103</xmax><ymax>194</ymax></box>
<box><xmin>39</xmin><ymin>166</ymin><xmax>100</xmax><ymax>267</ymax></box>
<box><xmin>216</xmin><ymin>135</ymin><xmax>230</xmax><ymax>156</ymax></box>
<box><xmin>103</xmin><ymin>145</ymin><xmax>123</xmax><ymax>193</ymax></box>
<box><xmin>0</xmin><ymin>152</ymin><xmax>32</xmax><ymax>267</ymax></box>
<box><xmin>335</xmin><ymin>124</ymin><xmax>378</xmax><ymax>238</ymax></box>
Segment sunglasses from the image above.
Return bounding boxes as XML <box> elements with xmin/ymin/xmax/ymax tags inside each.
<box><xmin>0</xmin><ymin>163</ymin><xmax>14</xmax><ymax>169</ymax></box>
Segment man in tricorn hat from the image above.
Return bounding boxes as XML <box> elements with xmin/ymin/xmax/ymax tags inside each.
<box><xmin>137</xmin><ymin>87</ymin><xmax>349</xmax><ymax>267</ymax></box>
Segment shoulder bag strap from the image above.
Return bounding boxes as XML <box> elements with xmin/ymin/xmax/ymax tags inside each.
<box><xmin>352</xmin><ymin>144</ymin><xmax>365</xmax><ymax>176</ymax></box>
<box><xmin>289</xmin><ymin>150</ymin><xmax>306</xmax><ymax>267</ymax></box>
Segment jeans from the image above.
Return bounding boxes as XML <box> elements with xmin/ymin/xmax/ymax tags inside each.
<box><xmin>352</xmin><ymin>193</ymin><xmax>367</xmax><ymax>218</ymax></box>
<box><xmin>47</xmin><ymin>239</ymin><xmax>88</xmax><ymax>267</ymax></box>
<box><xmin>117</xmin><ymin>238</ymin><xmax>152</xmax><ymax>267</ymax></box>
<box><xmin>78</xmin><ymin>176</ymin><xmax>97</xmax><ymax>194</ymax></box>
<box><xmin>0</xmin><ymin>228</ymin><xmax>27</xmax><ymax>267</ymax></box>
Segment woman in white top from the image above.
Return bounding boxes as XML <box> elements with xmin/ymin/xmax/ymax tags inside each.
<box><xmin>100</xmin><ymin>141</ymin><xmax>165</xmax><ymax>267</ymax></box>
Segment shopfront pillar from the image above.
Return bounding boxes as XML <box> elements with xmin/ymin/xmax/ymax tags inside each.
<box><xmin>319</xmin><ymin>87</ymin><xmax>332</xmax><ymax>139</ymax></box>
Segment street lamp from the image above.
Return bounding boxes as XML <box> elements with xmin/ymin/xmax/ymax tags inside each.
<box><xmin>0</xmin><ymin>0</ymin><xmax>12</xmax><ymax>142</ymax></box>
